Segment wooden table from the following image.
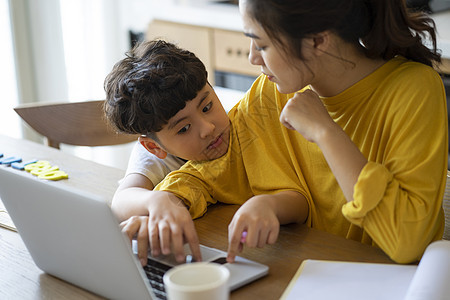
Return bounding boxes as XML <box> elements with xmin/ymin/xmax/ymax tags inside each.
<box><xmin>0</xmin><ymin>135</ymin><xmax>394</xmax><ymax>299</ymax></box>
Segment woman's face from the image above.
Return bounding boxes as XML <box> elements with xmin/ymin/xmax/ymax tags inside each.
<box><xmin>239</xmin><ymin>1</ymin><xmax>316</xmax><ymax>94</ymax></box>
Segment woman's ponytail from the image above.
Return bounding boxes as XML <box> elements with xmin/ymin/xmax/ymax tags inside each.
<box><xmin>361</xmin><ymin>0</ymin><xmax>441</xmax><ymax>67</ymax></box>
<box><xmin>245</xmin><ymin>0</ymin><xmax>441</xmax><ymax>67</ymax></box>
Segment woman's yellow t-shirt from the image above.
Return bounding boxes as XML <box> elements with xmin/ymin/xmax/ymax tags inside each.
<box><xmin>156</xmin><ymin>56</ymin><xmax>447</xmax><ymax>263</ymax></box>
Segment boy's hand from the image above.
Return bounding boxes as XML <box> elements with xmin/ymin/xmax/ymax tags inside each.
<box><xmin>120</xmin><ymin>215</ymin><xmax>151</xmax><ymax>266</ymax></box>
<box><xmin>148</xmin><ymin>191</ymin><xmax>202</xmax><ymax>262</ymax></box>
<box><xmin>120</xmin><ymin>191</ymin><xmax>202</xmax><ymax>266</ymax></box>
<box><xmin>226</xmin><ymin>195</ymin><xmax>280</xmax><ymax>263</ymax></box>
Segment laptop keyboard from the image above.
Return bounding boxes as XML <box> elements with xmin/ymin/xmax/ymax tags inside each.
<box><xmin>143</xmin><ymin>258</ymin><xmax>172</xmax><ymax>300</ymax></box>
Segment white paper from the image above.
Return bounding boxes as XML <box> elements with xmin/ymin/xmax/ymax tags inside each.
<box><xmin>404</xmin><ymin>240</ymin><xmax>450</xmax><ymax>300</ymax></box>
<box><xmin>281</xmin><ymin>240</ymin><xmax>450</xmax><ymax>300</ymax></box>
<box><xmin>283</xmin><ymin>260</ymin><xmax>416</xmax><ymax>300</ymax></box>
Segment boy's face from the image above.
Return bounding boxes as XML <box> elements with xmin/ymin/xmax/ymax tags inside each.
<box><xmin>153</xmin><ymin>84</ymin><xmax>231</xmax><ymax>162</ymax></box>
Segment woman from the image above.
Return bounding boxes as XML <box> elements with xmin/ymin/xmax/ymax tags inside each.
<box><xmin>235</xmin><ymin>0</ymin><xmax>447</xmax><ymax>263</ymax></box>
<box><xmin>112</xmin><ymin>0</ymin><xmax>446</xmax><ymax>265</ymax></box>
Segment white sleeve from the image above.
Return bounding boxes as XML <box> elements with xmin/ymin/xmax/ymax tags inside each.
<box><xmin>124</xmin><ymin>142</ymin><xmax>185</xmax><ymax>186</ymax></box>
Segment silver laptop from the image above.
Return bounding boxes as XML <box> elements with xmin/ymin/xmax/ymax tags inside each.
<box><xmin>0</xmin><ymin>166</ymin><xmax>268</xmax><ymax>300</ymax></box>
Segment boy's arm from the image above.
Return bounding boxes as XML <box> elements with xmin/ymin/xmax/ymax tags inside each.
<box><xmin>111</xmin><ymin>142</ymin><xmax>186</xmax><ymax>221</ymax></box>
<box><xmin>227</xmin><ymin>190</ymin><xmax>308</xmax><ymax>263</ymax></box>
<box><xmin>111</xmin><ymin>173</ymin><xmax>156</xmax><ymax>221</ymax></box>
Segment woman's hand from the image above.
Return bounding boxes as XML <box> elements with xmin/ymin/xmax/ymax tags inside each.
<box><xmin>226</xmin><ymin>195</ymin><xmax>280</xmax><ymax>263</ymax></box>
<box><xmin>280</xmin><ymin>89</ymin><xmax>336</xmax><ymax>144</ymax></box>
<box><xmin>226</xmin><ymin>191</ymin><xmax>308</xmax><ymax>263</ymax></box>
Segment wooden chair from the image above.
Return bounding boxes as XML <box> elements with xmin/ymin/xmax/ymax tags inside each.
<box><xmin>14</xmin><ymin>100</ymin><xmax>139</xmax><ymax>149</ymax></box>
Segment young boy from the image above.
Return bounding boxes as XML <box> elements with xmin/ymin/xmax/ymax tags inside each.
<box><xmin>104</xmin><ymin>40</ymin><xmax>310</xmax><ymax>266</ymax></box>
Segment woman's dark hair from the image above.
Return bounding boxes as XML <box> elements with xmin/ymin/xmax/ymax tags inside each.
<box><xmin>244</xmin><ymin>0</ymin><xmax>441</xmax><ymax>67</ymax></box>
<box><xmin>104</xmin><ymin>40</ymin><xmax>207</xmax><ymax>136</ymax></box>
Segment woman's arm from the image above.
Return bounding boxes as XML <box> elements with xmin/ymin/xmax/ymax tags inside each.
<box><xmin>227</xmin><ymin>190</ymin><xmax>308</xmax><ymax>262</ymax></box>
<box><xmin>280</xmin><ymin>89</ymin><xmax>367</xmax><ymax>202</ymax></box>
<box><xmin>280</xmin><ymin>68</ymin><xmax>447</xmax><ymax>263</ymax></box>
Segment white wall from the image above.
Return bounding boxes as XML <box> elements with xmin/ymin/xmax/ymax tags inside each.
<box><xmin>6</xmin><ymin>0</ymin><xmax>241</xmax><ymax>170</ymax></box>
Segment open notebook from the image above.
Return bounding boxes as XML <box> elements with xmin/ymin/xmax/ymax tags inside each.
<box><xmin>0</xmin><ymin>166</ymin><xmax>268</xmax><ymax>299</ymax></box>
<box><xmin>281</xmin><ymin>240</ymin><xmax>450</xmax><ymax>300</ymax></box>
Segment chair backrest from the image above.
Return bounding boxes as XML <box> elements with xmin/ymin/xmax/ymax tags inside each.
<box><xmin>443</xmin><ymin>170</ymin><xmax>450</xmax><ymax>240</ymax></box>
<box><xmin>14</xmin><ymin>100</ymin><xmax>139</xmax><ymax>149</ymax></box>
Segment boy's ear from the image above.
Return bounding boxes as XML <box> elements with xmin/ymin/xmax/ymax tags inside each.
<box><xmin>138</xmin><ymin>136</ymin><xmax>167</xmax><ymax>159</ymax></box>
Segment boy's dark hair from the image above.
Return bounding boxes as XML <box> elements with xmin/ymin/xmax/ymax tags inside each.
<box><xmin>104</xmin><ymin>40</ymin><xmax>208</xmax><ymax>137</ymax></box>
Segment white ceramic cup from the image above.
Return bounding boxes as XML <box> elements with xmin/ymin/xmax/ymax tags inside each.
<box><xmin>163</xmin><ymin>262</ymin><xmax>230</xmax><ymax>300</ymax></box>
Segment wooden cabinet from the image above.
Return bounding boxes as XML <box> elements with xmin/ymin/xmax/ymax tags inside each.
<box><xmin>146</xmin><ymin>20</ymin><xmax>214</xmax><ymax>83</ymax></box>
<box><xmin>146</xmin><ymin>19</ymin><xmax>259</xmax><ymax>85</ymax></box>
<box><xmin>213</xmin><ymin>29</ymin><xmax>260</xmax><ymax>77</ymax></box>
